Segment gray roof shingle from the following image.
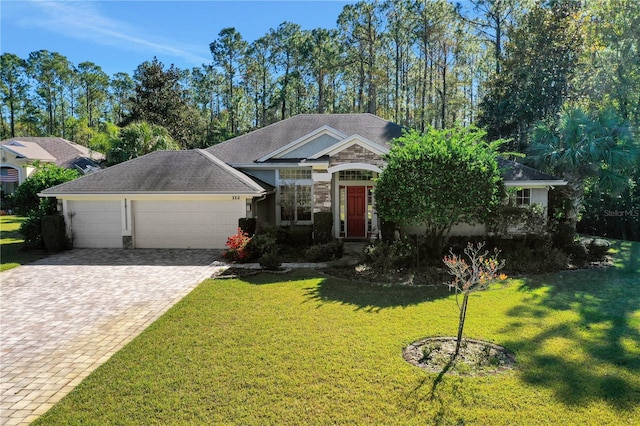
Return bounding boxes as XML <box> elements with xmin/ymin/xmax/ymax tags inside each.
<box><xmin>41</xmin><ymin>150</ymin><xmax>267</xmax><ymax>195</ymax></box>
<box><xmin>207</xmin><ymin>113</ymin><xmax>404</xmax><ymax>163</ymax></box>
<box><xmin>498</xmin><ymin>158</ymin><xmax>563</xmax><ymax>182</ymax></box>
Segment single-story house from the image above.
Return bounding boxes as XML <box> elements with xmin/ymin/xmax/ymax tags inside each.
<box><xmin>1</xmin><ymin>137</ymin><xmax>105</xmax><ymax>197</ymax></box>
<box><xmin>40</xmin><ymin>114</ymin><xmax>566</xmax><ymax>249</ymax></box>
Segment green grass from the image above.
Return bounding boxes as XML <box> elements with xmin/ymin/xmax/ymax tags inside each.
<box><xmin>0</xmin><ymin>215</ymin><xmax>48</xmax><ymax>272</ymax></box>
<box><xmin>35</xmin><ymin>241</ymin><xmax>640</xmax><ymax>425</ymax></box>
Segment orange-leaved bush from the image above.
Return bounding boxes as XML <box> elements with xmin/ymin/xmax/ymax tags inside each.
<box><xmin>223</xmin><ymin>228</ymin><xmax>252</xmax><ymax>262</ymax></box>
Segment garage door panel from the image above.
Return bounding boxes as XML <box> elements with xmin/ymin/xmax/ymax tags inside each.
<box><xmin>133</xmin><ymin>200</ymin><xmax>243</xmax><ymax>249</ymax></box>
<box><xmin>68</xmin><ymin>201</ymin><xmax>122</xmax><ymax>248</ymax></box>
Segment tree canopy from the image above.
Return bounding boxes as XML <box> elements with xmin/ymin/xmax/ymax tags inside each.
<box><xmin>10</xmin><ymin>163</ymin><xmax>79</xmax><ymax>216</ymax></box>
<box><xmin>526</xmin><ymin>107</ymin><xmax>639</xmax><ymax>230</ymax></box>
<box><xmin>375</xmin><ymin>127</ymin><xmax>503</xmax><ymax>254</ymax></box>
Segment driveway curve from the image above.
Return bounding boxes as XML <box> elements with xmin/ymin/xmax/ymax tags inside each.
<box><xmin>0</xmin><ymin>249</ymin><xmax>223</xmax><ymax>425</ymax></box>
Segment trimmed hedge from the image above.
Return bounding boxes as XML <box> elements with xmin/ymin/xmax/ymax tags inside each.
<box><xmin>313</xmin><ymin>212</ymin><xmax>333</xmax><ymax>244</ymax></box>
<box><xmin>41</xmin><ymin>214</ymin><xmax>68</xmax><ymax>252</ymax></box>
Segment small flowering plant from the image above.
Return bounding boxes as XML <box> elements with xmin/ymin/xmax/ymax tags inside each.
<box><xmin>223</xmin><ymin>228</ymin><xmax>252</xmax><ymax>262</ymax></box>
<box><xmin>443</xmin><ymin>242</ymin><xmax>506</xmax><ymax>358</ymax></box>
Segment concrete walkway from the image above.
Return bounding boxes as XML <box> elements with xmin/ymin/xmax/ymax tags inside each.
<box><xmin>0</xmin><ymin>249</ymin><xmax>223</xmax><ymax>425</ymax></box>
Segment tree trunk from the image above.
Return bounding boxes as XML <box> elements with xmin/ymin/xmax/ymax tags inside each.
<box><xmin>454</xmin><ymin>292</ymin><xmax>469</xmax><ymax>358</ymax></box>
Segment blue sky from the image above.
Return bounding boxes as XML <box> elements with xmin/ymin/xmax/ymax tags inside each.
<box><xmin>1</xmin><ymin>0</ymin><xmax>355</xmax><ymax>76</ymax></box>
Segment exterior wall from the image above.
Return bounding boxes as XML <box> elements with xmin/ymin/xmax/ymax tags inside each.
<box><xmin>256</xmin><ymin>193</ymin><xmax>276</xmax><ymax>228</ymax></box>
<box><xmin>242</xmin><ymin>169</ymin><xmax>277</xmax><ymax>186</ymax></box>
<box><xmin>530</xmin><ymin>188</ymin><xmax>548</xmax><ymax>210</ymax></box>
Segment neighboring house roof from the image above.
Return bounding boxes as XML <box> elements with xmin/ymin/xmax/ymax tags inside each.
<box><xmin>41</xmin><ymin>150</ymin><xmax>268</xmax><ymax>195</ymax></box>
<box><xmin>1</xmin><ymin>141</ymin><xmax>57</xmax><ymax>162</ymax></box>
<box><xmin>207</xmin><ymin>113</ymin><xmax>404</xmax><ymax>164</ymax></box>
<box><xmin>1</xmin><ymin>137</ymin><xmax>105</xmax><ymax>171</ymax></box>
<box><xmin>498</xmin><ymin>158</ymin><xmax>566</xmax><ymax>185</ymax></box>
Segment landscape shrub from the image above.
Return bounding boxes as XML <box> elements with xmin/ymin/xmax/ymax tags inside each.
<box><xmin>41</xmin><ymin>214</ymin><xmax>68</xmax><ymax>252</ymax></box>
<box><xmin>304</xmin><ymin>239</ymin><xmax>344</xmax><ymax>262</ymax></box>
<box><xmin>562</xmin><ymin>241</ymin><xmax>590</xmax><ymax>267</ymax></box>
<box><xmin>379</xmin><ymin>219</ymin><xmax>398</xmax><ymax>242</ymax></box>
<box><xmin>276</xmin><ymin>225</ymin><xmax>313</xmax><ymax>248</ymax></box>
<box><xmin>223</xmin><ymin>228</ymin><xmax>252</xmax><ymax>262</ymax></box>
<box><xmin>20</xmin><ymin>207</ymin><xmax>47</xmax><ymax>249</ymax></box>
<box><xmin>585</xmin><ymin>238</ymin><xmax>611</xmax><ymax>261</ymax></box>
<box><xmin>445</xmin><ymin>234</ymin><xmax>569</xmax><ymax>274</ymax></box>
<box><xmin>365</xmin><ymin>236</ymin><xmax>415</xmax><ymax>272</ymax></box>
<box><xmin>552</xmin><ymin>222</ymin><xmax>576</xmax><ymax>248</ymax></box>
<box><xmin>313</xmin><ymin>212</ymin><xmax>333</xmax><ymax>244</ymax></box>
<box><xmin>244</xmin><ymin>233</ymin><xmax>277</xmax><ymax>261</ymax></box>
<box><xmin>259</xmin><ymin>248</ymin><xmax>282</xmax><ymax>270</ymax></box>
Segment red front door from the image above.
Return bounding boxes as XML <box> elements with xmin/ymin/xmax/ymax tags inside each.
<box><xmin>347</xmin><ymin>186</ymin><xmax>366</xmax><ymax>238</ymax></box>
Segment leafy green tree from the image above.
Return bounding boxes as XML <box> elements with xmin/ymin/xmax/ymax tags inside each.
<box><xmin>124</xmin><ymin>58</ymin><xmax>192</xmax><ymax>148</ymax></box>
<box><xmin>338</xmin><ymin>2</ymin><xmax>383</xmax><ymax>114</ymax></box>
<box><xmin>210</xmin><ymin>27</ymin><xmax>248</xmax><ymax>135</ymax></box>
<box><xmin>107</xmin><ymin>121</ymin><xmax>179</xmax><ymax>165</ymax></box>
<box><xmin>27</xmin><ymin>50</ymin><xmax>74</xmax><ymax>136</ymax></box>
<box><xmin>478</xmin><ymin>1</ymin><xmax>584</xmax><ymax>149</ymax></box>
<box><xmin>109</xmin><ymin>72</ymin><xmax>134</xmax><ymax>124</ymax></box>
<box><xmin>11</xmin><ymin>163</ymin><xmax>79</xmax><ymax>216</ymax></box>
<box><xmin>269</xmin><ymin>22</ymin><xmax>306</xmax><ymax>120</ymax></box>
<box><xmin>305</xmin><ymin>28</ymin><xmax>341</xmax><ymax>114</ymax></box>
<box><xmin>88</xmin><ymin>121</ymin><xmax>120</xmax><ymax>154</ymax></box>
<box><xmin>1</xmin><ymin>53</ymin><xmax>29</xmax><ymax>138</ymax></box>
<box><xmin>375</xmin><ymin>127</ymin><xmax>503</xmax><ymax>257</ymax></box>
<box><xmin>76</xmin><ymin>61</ymin><xmax>109</xmax><ymax>128</ymax></box>
<box><xmin>242</xmin><ymin>35</ymin><xmax>276</xmax><ymax>127</ymax></box>
<box><xmin>577</xmin><ymin>0</ymin><xmax>640</xmax><ymax>126</ymax></box>
<box><xmin>526</xmin><ymin>107</ymin><xmax>639</xmax><ymax>232</ymax></box>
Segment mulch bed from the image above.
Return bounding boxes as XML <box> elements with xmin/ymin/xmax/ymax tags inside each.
<box><xmin>403</xmin><ymin>337</ymin><xmax>517</xmax><ymax>376</ymax></box>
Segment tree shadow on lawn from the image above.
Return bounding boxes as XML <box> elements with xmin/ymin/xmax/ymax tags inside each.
<box><xmin>502</xmin><ymin>263</ymin><xmax>640</xmax><ymax>410</ymax></box>
<box><xmin>303</xmin><ymin>276</ymin><xmax>450</xmax><ymax>312</ymax></box>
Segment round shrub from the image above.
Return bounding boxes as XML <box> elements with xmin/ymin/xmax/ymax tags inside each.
<box><xmin>259</xmin><ymin>248</ymin><xmax>282</xmax><ymax>270</ymax></box>
<box><xmin>304</xmin><ymin>240</ymin><xmax>344</xmax><ymax>262</ymax></box>
<box><xmin>586</xmin><ymin>238</ymin><xmax>610</xmax><ymax>261</ymax></box>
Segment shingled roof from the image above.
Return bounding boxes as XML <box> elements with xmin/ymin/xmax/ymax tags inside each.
<box><xmin>1</xmin><ymin>137</ymin><xmax>105</xmax><ymax>170</ymax></box>
<box><xmin>41</xmin><ymin>150</ymin><xmax>268</xmax><ymax>195</ymax></box>
<box><xmin>497</xmin><ymin>158</ymin><xmax>565</xmax><ymax>183</ymax></box>
<box><xmin>207</xmin><ymin>113</ymin><xmax>404</xmax><ymax>164</ymax></box>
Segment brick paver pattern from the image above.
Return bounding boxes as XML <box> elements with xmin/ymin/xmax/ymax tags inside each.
<box><xmin>0</xmin><ymin>249</ymin><xmax>221</xmax><ymax>425</ymax></box>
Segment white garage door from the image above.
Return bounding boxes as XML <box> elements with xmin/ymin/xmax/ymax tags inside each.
<box><xmin>68</xmin><ymin>200</ymin><xmax>122</xmax><ymax>248</ymax></box>
<box><xmin>133</xmin><ymin>200</ymin><xmax>244</xmax><ymax>249</ymax></box>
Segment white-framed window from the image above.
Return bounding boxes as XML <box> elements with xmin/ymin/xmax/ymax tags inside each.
<box><xmin>515</xmin><ymin>188</ymin><xmax>531</xmax><ymax>206</ymax></box>
<box><xmin>338</xmin><ymin>170</ymin><xmax>375</xmax><ymax>181</ymax></box>
<box><xmin>280</xmin><ymin>169</ymin><xmax>312</xmax><ymax>180</ymax></box>
<box><xmin>279</xmin><ymin>168</ymin><xmax>312</xmax><ymax>224</ymax></box>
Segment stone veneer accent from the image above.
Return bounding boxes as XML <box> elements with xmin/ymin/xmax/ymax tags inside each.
<box><xmin>313</xmin><ymin>180</ymin><xmax>331</xmax><ymax>213</ymax></box>
<box><xmin>329</xmin><ymin>144</ymin><xmax>385</xmax><ymax>168</ymax></box>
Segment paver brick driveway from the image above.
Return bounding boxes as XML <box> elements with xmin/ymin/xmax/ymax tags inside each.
<box><xmin>0</xmin><ymin>249</ymin><xmax>222</xmax><ymax>425</ymax></box>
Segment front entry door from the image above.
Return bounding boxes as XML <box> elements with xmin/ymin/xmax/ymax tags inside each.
<box><xmin>346</xmin><ymin>186</ymin><xmax>366</xmax><ymax>238</ymax></box>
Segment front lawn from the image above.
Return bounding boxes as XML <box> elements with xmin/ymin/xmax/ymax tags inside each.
<box><xmin>0</xmin><ymin>215</ymin><xmax>48</xmax><ymax>272</ymax></box>
<box><xmin>36</xmin><ymin>241</ymin><xmax>640</xmax><ymax>425</ymax></box>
